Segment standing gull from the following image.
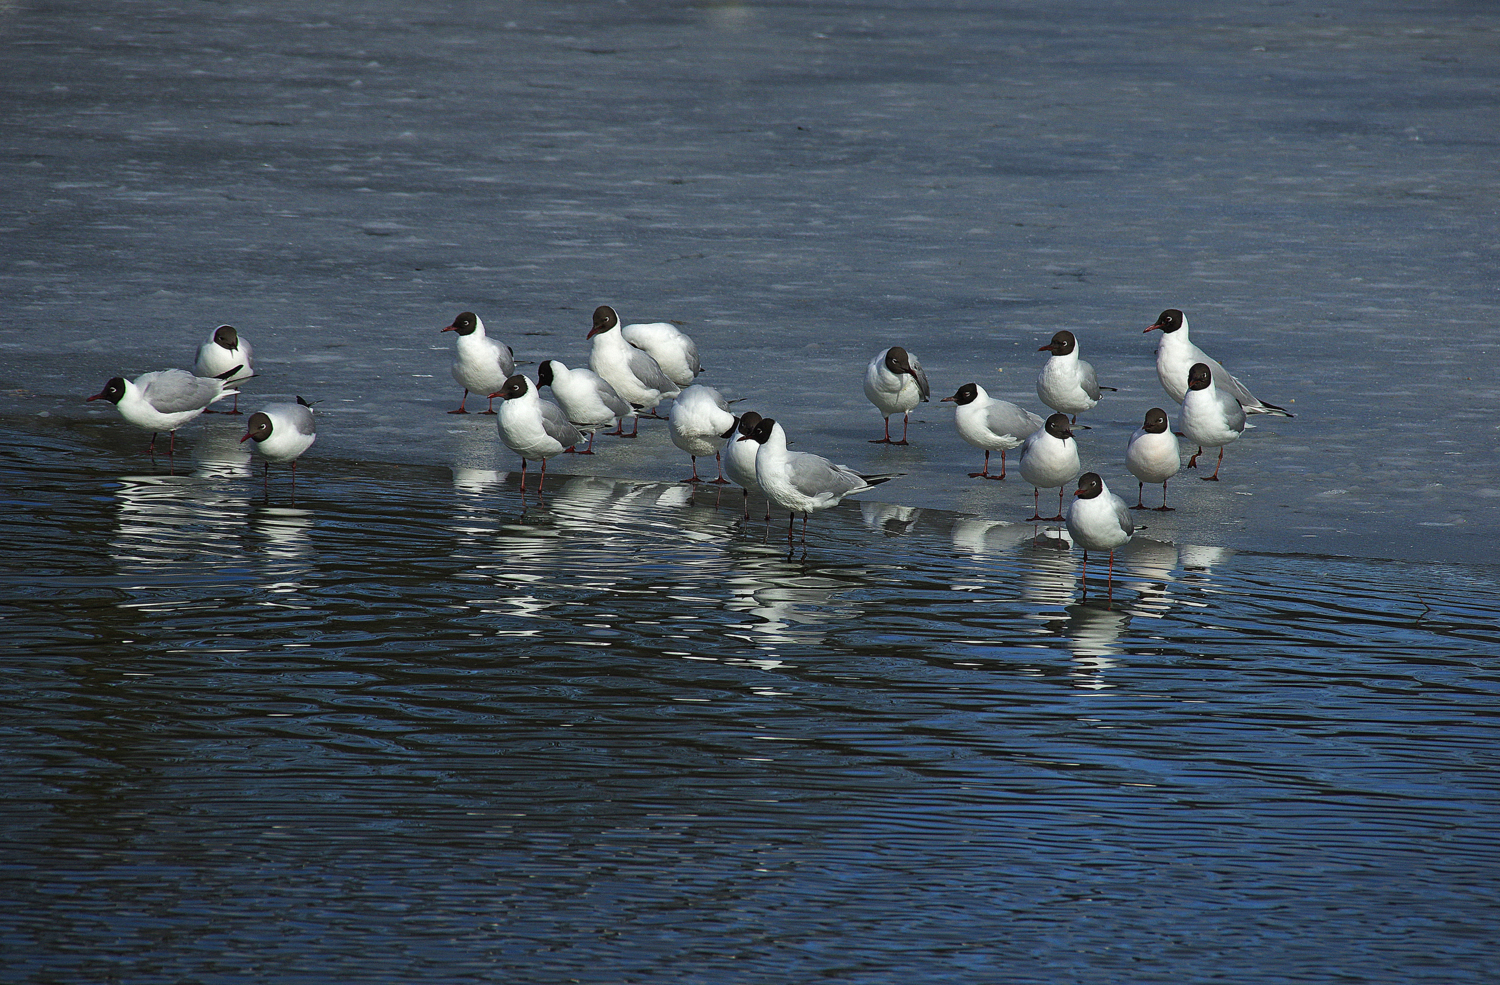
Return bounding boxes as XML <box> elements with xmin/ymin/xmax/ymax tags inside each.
<box><xmin>586</xmin><ymin>305</ymin><xmax>680</xmax><ymax>435</ymax></box>
<box><xmin>668</xmin><ymin>384</ymin><xmax>737</xmax><ymax>483</ymax></box>
<box><xmin>87</xmin><ymin>366</ymin><xmax>243</xmax><ymax>457</ymax></box>
<box><xmin>1145</xmin><ymin>308</ymin><xmax>1293</xmax><ymax>416</ymax></box>
<box><xmin>1179</xmin><ymin>362</ymin><xmax>1246</xmax><ymax>481</ymax></box>
<box><xmin>722</xmin><ymin>411</ymin><xmax>769</xmax><ymax>520</ymax></box>
<box><xmin>739</xmin><ymin>417</ymin><xmax>900</xmax><ymax>545</ymax></box>
<box><xmin>493</xmin><ymin>374</ymin><xmax>582</xmax><ymax>492</ymax></box>
<box><xmin>1125</xmin><ymin>407</ymin><xmax>1181</xmax><ymax>510</ymax></box>
<box><xmin>1017</xmin><ymin>412</ymin><xmax>1081</xmax><ymax>522</ymax></box>
<box><xmin>591</xmin><ymin>305</ymin><xmax>702</xmax><ymax>389</ymax></box>
<box><xmin>443</xmin><ymin>310</ymin><xmax>515</xmax><ymax>415</ymax></box>
<box><xmin>536</xmin><ymin>358</ymin><xmax>630</xmax><ymax>454</ymax></box>
<box><xmin>240</xmin><ymin>397</ymin><xmax>317</xmax><ymax>496</ymax></box>
<box><xmin>942</xmin><ymin>382</ymin><xmax>1044</xmax><ymax>480</ymax></box>
<box><xmin>1036</xmin><ymin>330</ymin><xmax>1112</xmax><ymax>422</ymax></box>
<box><xmin>1066</xmin><ymin>472</ymin><xmax>1134</xmax><ymax>601</ymax></box>
<box><xmin>864</xmin><ymin>346</ymin><xmax>930</xmax><ymax>445</ymax></box>
<box><xmin>194</xmin><ymin>325</ymin><xmax>255</xmax><ymax>415</ymax></box>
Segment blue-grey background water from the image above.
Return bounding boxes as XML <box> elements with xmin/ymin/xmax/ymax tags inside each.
<box><xmin>3</xmin><ymin>1</ymin><xmax>1498</xmax><ymax>982</ymax></box>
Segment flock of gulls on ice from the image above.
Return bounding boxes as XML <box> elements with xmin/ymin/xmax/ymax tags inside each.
<box><xmin>84</xmin><ymin>305</ymin><xmax>1293</xmax><ymax>595</ymax></box>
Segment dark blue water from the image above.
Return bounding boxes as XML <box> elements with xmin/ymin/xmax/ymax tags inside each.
<box><xmin>4</xmin><ymin>0</ymin><xmax>1500</xmax><ymax>981</ymax></box>
<box><xmin>3</xmin><ymin>418</ymin><xmax>1498</xmax><ymax>983</ymax></box>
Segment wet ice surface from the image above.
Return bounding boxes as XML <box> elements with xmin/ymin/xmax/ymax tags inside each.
<box><xmin>2</xmin><ymin>0</ymin><xmax>1497</xmax><ymax>562</ymax></box>
<box><xmin>4</xmin><ymin>1</ymin><xmax>1500</xmax><ymax>982</ymax></box>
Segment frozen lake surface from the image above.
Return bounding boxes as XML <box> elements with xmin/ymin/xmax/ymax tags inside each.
<box><xmin>3</xmin><ymin>1</ymin><xmax>1499</xmax><ymax>981</ymax></box>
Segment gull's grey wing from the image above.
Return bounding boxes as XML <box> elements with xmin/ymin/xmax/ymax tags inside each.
<box><xmin>987</xmin><ymin>401</ymin><xmax>1045</xmax><ymax>440</ymax></box>
<box><xmin>786</xmin><ymin>451</ymin><xmax>869</xmax><ymax>500</ymax></box>
<box><xmin>626</xmin><ymin>345</ymin><xmax>677</xmax><ymax>394</ymax></box>
<box><xmin>1112</xmin><ymin>494</ymin><xmax>1136</xmax><ymax>538</ymax></box>
<box><xmin>1078</xmin><ymin>358</ymin><xmax>1102</xmax><ymax>401</ymax></box>
<box><xmin>139</xmin><ymin>368</ymin><xmax>224</xmax><ymax>413</ymax></box>
<box><xmin>540</xmin><ymin>397</ymin><xmax>583</xmax><ymax>447</ymax></box>
<box><xmin>591</xmin><ymin>374</ymin><xmax>632</xmax><ymax>418</ymax></box>
<box><xmin>907</xmin><ymin>351</ymin><xmax>931</xmax><ymax>401</ymax></box>
<box><xmin>1218</xmin><ymin>388</ymin><xmax>1248</xmax><ymax>432</ymax></box>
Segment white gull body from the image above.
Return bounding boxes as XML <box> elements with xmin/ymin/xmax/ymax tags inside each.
<box><xmin>1017</xmin><ymin>412</ymin><xmax>1080</xmax><ymax>520</ymax></box>
<box><xmin>863</xmin><ymin>346</ymin><xmax>930</xmax><ymax>444</ymax></box>
<box><xmin>1125</xmin><ymin>407</ymin><xmax>1181</xmax><ymax>510</ymax></box>
<box><xmin>668</xmin><ymin>384</ymin><xmax>737</xmax><ymax>483</ymax></box>
<box><xmin>87</xmin><ymin>367</ymin><xmax>242</xmax><ymax>455</ymax></box>
<box><xmin>1146</xmin><ymin>308</ymin><xmax>1292</xmax><ymax>416</ymax></box>
<box><xmin>193</xmin><ymin>324</ymin><xmax>255</xmax><ymax>413</ymax></box>
<box><xmin>1036</xmin><ymin>330</ymin><xmax>1108</xmax><ymax>419</ymax></box>
<box><xmin>587</xmin><ymin>305</ymin><xmax>680</xmax><ymax>433</ymax></box>
<box><xmin>742</xmin><ymin>418</ymin><xmax>898</xmax><ymax>542</ymax></box>
<box><xmin>1066</xmin><ymin>471</ymin><xmax>1135</xmax><ymax>599</ymax></box>
<box><xmin>537</xmin><ymin>358</ymin><xmax>630</xmax><ymax>453</ymax></box>
<box><xmin>1179</xmin><ymin>362</ymin><xmax>1247</xmax><ymax>481</ymax></box>
<box><xmin>942</xmin><ymin>382</ymin><xmax>1044</xmax><ymax>479</ymax></box>
<box><xmin>443</xmin><ymin>311</ymin><xmax>515</xmax><ymax>414</ymax></box>
<box><xmin>495</xmin><ymin>374</ymin><xmax>583</xmax><ymax>488</ymax></box>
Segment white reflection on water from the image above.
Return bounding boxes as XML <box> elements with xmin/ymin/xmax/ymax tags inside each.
<box><xmin>249</xmin><ymin>506</ymin><xmax>314</xmax><ymax>593</ymax></box>
<box><xmin>723</xmin><ymin>555</ymin><xmax>858</xmax><ymax>652</ymax></box>
<box><xmin>109</xmin><ymin>472</ymin><xmax>249</xmax><ymax>576</ymax></box>
<box><xmin>861</xmin><ymin>502</ymin><xmax>921</xmax><ymax>538</ymax></box>
<box><xmin>1059</xmin><ymin>603</ymin><xmax>1129</xmax><ymax>688</ymax></box>
<box><xmin>191</xmin><ymin>431</ymin><xmax>253</xmax><ymax>481</ymax></box>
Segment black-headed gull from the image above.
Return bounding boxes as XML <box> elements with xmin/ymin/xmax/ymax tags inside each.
<box><xmin>1145</xmin><ymin>308</ymin><xmax>1293</xmax><ymax>416</ymax></box>
<box><xmin>864</xmin><ymin>346</ymin><xmax>930</xmax><ymax>445</ymax></box>
<box><xmin>668</xmin><ymin>384</ymin><xmax>736</xmax><ymax>483</ymax></box>
<box><xmin>722</xmin><ymin>411</ymin><xmax>769</xmax><ymax>520</ymax></box>
<box><xmin>536</xmin><ymin>358</ymin><xmax>630</xmax><ymax>455</ymax></box>
<box><xmin>941</xmin><ymin>382</ymin><xmax>1044</xmax><ymax>480</ymax></box>
<box><xmin>1036</xmin><ymin>330</ymin><xmax>1113</xmax><ymax>422</ymax></box>
<box><xmin>1180</xmin><ymin>362</ymin><xmax>1246</xmax><ymax>481</ymax></box>
<box><xmin>586</xmin><ymin>305</ymin><xmax>680</xmax><ymax>435</ymax></box>
<box><xmin>592</xmin><ymin>305</ymin><xmax>702</xmax><ymax>389</ymax></box>
<box><xmin>194</xmin><ymin>325</ymin><xmax>255</xmax><ymax>414</ymax></box>
<box><xmin>1017</xmin><ymin>412</ymin><xmax>1080</xmax><ymax>521</ymax></box>
<box><xmin>87</xmin><ymin>366</ymin><xmax>243</xmax><ymax>457</ymax></box>
<box><xmin>493</xmin><ymin>374</ymin><xmax>582</xmax><ymax>492</ymax></box>
<box><xmin>739</xmin><ymin>417</ymin><xmax>900</xmax><ymax>544</ymax></box>
<box><xmin>240</xmin><ymin>396</ymin><xmax>317</xmax><ymax>495</ymax></box>
<box><xmin>1066</xmin><ymin>472</ymin><xmax>1134</xmax><ymax>601</ymax></box>
<box><xmin>443</xmin><ymin>311</ymin><xmax>515</xmax><ymax>415</ymax></box>
<box><xmin>1125</xmin><ymin>407</ymin><xmax>1181</xmax><ymax>510</ymax></box>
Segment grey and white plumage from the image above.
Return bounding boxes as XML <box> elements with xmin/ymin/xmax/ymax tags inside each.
<box><xmin>194</xmin><ymin>325</ymin><xmax>254</xmax><ymax>414</ymax></box>
<box><xmin>1017</xmin><ymin>412</ymin><xmax>1080</xmax><ymax>521</ymax></box>
<box><xmin>1145</xmin><ymin>308</ymin><xmax>1293</xmax><ymax>416</ymax></box>
<box><xmin>1066</xmin><ymin>472</ymin><xmax>1135</xmax><ymax>600</ymax></box>
<box><xmin>668</xmin><ymin>384</ymin><xmax>736</xmax><ymax>483</ymax></box>
<box><xmin>722</xmin><ymin>411</ymin><xmax>768</xmax><ymax>519</ymax></box>
<box><xmin>1179</xmin><ymin>362</ymin><xmax>1246</xmax><ymax>481</ymax></box>
<box><xmin>537</xmin><ymin>358</ymin><xmax>630</xmax><ymax>453</ymax></box>
<box><xmin>240</xmin><ymin>396</ymin><xmax>317</xmax><ymax>493</ymax></box>
<box><xmin>600</xmin><ymin>307</ymin><xmax>702</xmax><ymax>389</ymax></box>
<box><xmin>1036</xmin><ymin>330</ymin><xmax>1110</xmax><ymax>420</ymax></box>
<box><xmin>87</xmin><ymin>366</ymin><xmax>243</xmax><ymax>456</ymax></box>
<box><xmin>443</xmin><ymin>311</ymin><xmax>515</xmax><ymax>414</ymax></box>
<box><xmin>864</xmin><ymin>346</ymin><xmax>930</xmax><ymax>444</ymax></box>
<box><xmin>494</xmin><ymin>373</ymin><xmax>583</xmax><ymax>489</ymax></box>
<box><xmin>587</xmin><ymin>305</ymin><xmax>680</xmax><ymax>433</ymax></box>
<box><xmin>1125</xmin><ymin>407</ymin><xmax>1181</xmax><ymax>510</ymax></box>
<box><xmin>942</xmin><ymin>382</ymin><xmax>1044</xmax><ymax>480</ymax></box>
<box><xmin>740</xmin><ymin>417</ymin><xmax>900</xmax><ymax>543</ymax></box>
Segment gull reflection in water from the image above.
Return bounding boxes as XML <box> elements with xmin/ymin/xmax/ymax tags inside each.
<box><xmin>1019</xmin><ymin>525</ymin><xmax>1078</xmax><ymax>608</ymax></box>
<box><xmin>862</xmin><ymin>502</ymin><xmax>921</xmax><ymax>538</ymax></box>
<box><xmin>248</xmin><ymin>505</ymin><xmax>314</xmax><ymax>592</ymax></box>
<box><xmin>1119</xmin><ymin>536</ymin><xmax>1180</xmax><ymax>618</ymax></box>
<box><xmin>723</xmin><ymin>554</ymin><xmax>858</xmax><ymax>654</ymax></box>
<box><xmin>1055</xmin><ymin>602</ymin><xmax>1130</xmax><ymax>688</ymax></box>
<box><xmin>191</xmin><ymin>430</ymin><xmax>253</xmax><ymax>481</ymax></box>
<box><xmin>109</xmin><ymin>471</ymin><xmax>250</xmax><ymax>577</ymax></box>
